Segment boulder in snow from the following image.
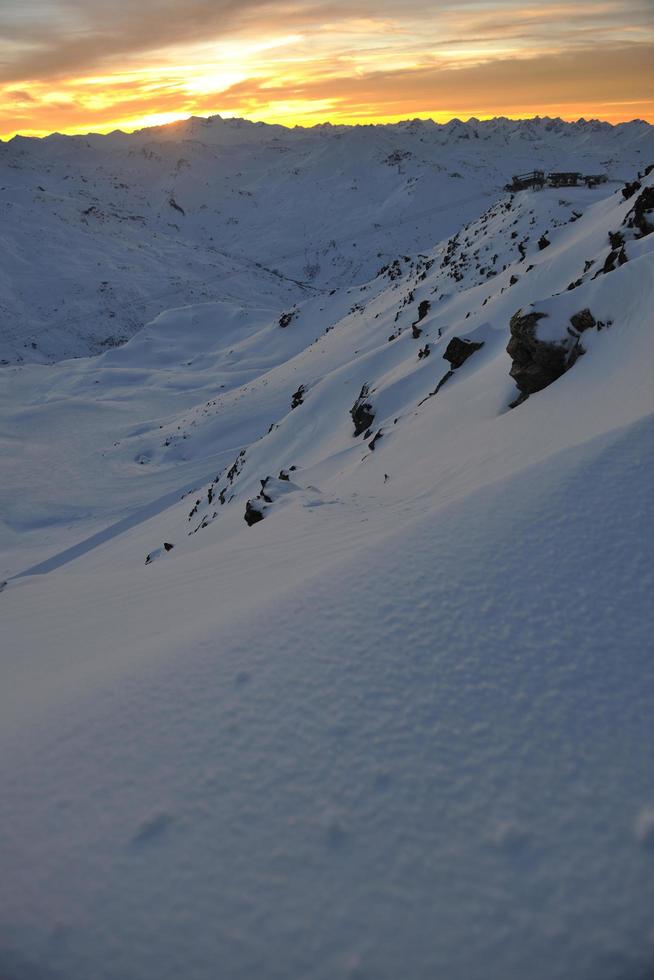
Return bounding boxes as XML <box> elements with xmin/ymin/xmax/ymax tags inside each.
<box><xmin>507</xmin><ymin>310</ymin><xmax>568</xmax><ymax>398</ymax></box>
<box><xmin>443</xmin><ymin>336</ymin><xmax>484</xmax><ymax>369</ymax></box>
<box><xmin>350</xmin><ymin>384</ymin><xmax>375</xmax><ymax>437</ymax></box>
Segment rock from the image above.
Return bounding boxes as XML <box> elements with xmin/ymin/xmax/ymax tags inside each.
<box><xmin>621</xmin><ymin>180</ymin><xmax>641</xmax><ymax>200</ymax></box>
<box><xmin>443</xmin><ymin>336</ymin><xmax>484</xmax><ymax>369</ymax></box>
<box><xmin>350</xmin><ymin>384</ymin><xmax>375</xmax><ymax>436</ymax></box>
<box><xmin>368</xmin><ymin>429</ymin><xmax>383</xmax><ymax>451</ymax></box>
<box><xmin>279</xmin><ymin>309</ymin><xmax>297</xmax><ymax>328</ymax></box>
<box><xmin>538</xmin><ymin>233</ymin><xmax>550</xmax><ymax>250</ymax></box>
<box><xmin>602</xmin><ymin>246</ymin><xmax>628</xmax><ymax>274</ymax></box>
<box><xmin>244</xmin><ymin>500</ymin><xmax>265</xmax><ymax>526</ymax></box>
<box><xmin>416</xmin><ymin>299</ymin><xmax>431</xmax><ymax>321</ymax></box>
<box><xmin>145</xmin><ymin>543</ymin><xmax>174</xmax><ymax>564</ymax></box>
<box><xmin>628</xmin><ymin>185</ymin><xmax>654</xmax><ymax>238</ymax></box>
<box><xmin>417</xmin><ymin>370</ymin><xmax>454</xmax><ymax>406</ymax></box>
<box><xmin>569</xmin><ymin>309</ymin><xmax>596</xmax><ymax>333</ymax></box>
<box><xmin>291</xmin><ymin>385</ymin><xmax>305</xmax><ymax>409</ymax></box>
<box><xmin>507</xmin><ymin>307</ymin><xmax>595</xmax><ymax>400</ymax></box>
<box><xmin>506</xmin><ymin>310</ymin><xmax>567</xmax><ymax>396</ymax></box>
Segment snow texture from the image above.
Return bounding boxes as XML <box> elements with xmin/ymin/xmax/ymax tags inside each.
<box><xmin>1</xmin><ymin>115</ymin><xmax>653</xmax><ymax>980</ymax></box>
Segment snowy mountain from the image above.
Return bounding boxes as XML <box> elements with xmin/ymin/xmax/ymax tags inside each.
<box><xmin>0</xmin><ymin>117</ymin><xmax>653</xmax><ymax>980</ymax></box>
<box><xmin>1</xmin><ymin>114</ymin><xmax>652</xmax><ymax>363</ymax></box>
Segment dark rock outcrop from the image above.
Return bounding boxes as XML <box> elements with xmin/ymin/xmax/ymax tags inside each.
<box><xmin>569</xmin><ymin>309</ymin><xmax>596</xmax><ymax>333</ymax></box>
<box><xmin>368</xmin><ymin>429</ymin><xmax>383</xmax><ymax>451</ymax></box>
<box><xmin>507</xmin><ymin>307</ymin><xmax>597</xmax><ymax>402</ymax></box>
<box><xmin>507</xmin><ymin>311</ymin><xmax>567</xmax><ymax>397</ymax></box>
<box><xmin>291</xmin><ymin>385</ymin><xmax>305</xmax><ymax>409</ymax></box>
<box><xmin>279</xmin><ymin>309</ymin><xmax>297</xmax><ymax>328</ymax></box>
<box><xmin>410</xmin><ymin>299</ymin><xmax>431</xmax><ymax>339</ymax></box>
<box><xmin>622</xmin><ymin>180</ymin><xmax>641</xmax><ymax>201</ymax></box>
<box><xmin>244</xmin><ymin>500</ymin><xmax>265</xmax><ymax>526</ymax></box>
<box><xmin>417</xmin><ymin>371</ymin><xmax>454</xmax><ymax>406</ymax></box>
<box><xmin>628</xmin><ymin>185</ymin><xmax>654</xmax><ymax>238</ymax></box>
<box><xmin>350</xmin><ymin>384</ymin><xmax>375</xmax><ymax>436</ymax></box>
<box><xmin>443</xmin><ymin>336</ymin><xmax>484</xmax><ymax>369</ymax></box>
<box><xmin>416</xmin><ymin>299</ymin><xmax>431</xmax><ymax>321</ymax></box>
<box><xmin>602</xmin><ymin>246</ymin><xmax>628</xmax><ymax>274</ymax></box>
<box><xmin>243</xmin><ymin>474</ymin><xmax>300</xmax><ymax>527</ymax></box>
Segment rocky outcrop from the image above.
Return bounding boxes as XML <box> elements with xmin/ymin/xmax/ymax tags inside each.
<box><xmin>368</xmin><ymin>429</ymin><xmax>383</xmax><ymax>451</ymax></box>
<box><xmin>622</xmin><ymin>180</ymin><xmax>641</xmax><ymax>201</ymax></box>
<box><xmin>411</xmin><ymin>299</ymin><xmax>431</xmax><ymax>338</ymax></box>
<box><xmin>507</xmin><ymin>307</ymin><xmax>599</xmax><ymax>403</ymax></box>
<box><xmin>145</xmin><ymin>542</ymin><xmax>175</xmax><ymax>564</ymax></box>
<box><xmin>244</xmin><ymin>500</ymin><xmax>264</xmax><ymax>526</ymax></box>
<box><xmin>279</xmin><ymin>309</ymin><xmax>297</xmax><ymax>328</ymax></box>
<box><xmin>417</xmin><ymin>335</ymin><xmax>484</xmax><ymax>407</ymax></box>
<box><xmin>443</xmin><ymin>336</ymin><xmax>484</xmax><ymax>369</ymax></box>
<box><xmin>350</xmin><ymin>384</ymin><xmax>375</xmax><ymax>436</ymax></box>
<box><xmin>291</xmin><ymin>385</ymin><xmax>305</xmax><ymax>409</ymax></box>
<box><xmin>627</xmin><ymin>185</ymin><xmax>654</xmax><ymax>238</ymax></box>
<box><xmin>569</xmin><ymin>309</ymin><xmax>596</xmax><ymax>333</ymax></box>
<box><xmin>602</xmin><ymin>246</ymin><xmax>628</xmax><ymax>274</ymax></box>
<box><xmin>244</xmin><ymin>475</ymin><xmax>301</xmax><ymax>527</ymax></box>
<box><xmin>507</xmin><ymin>311</ymin><xmax>568</xmax><ymax>398</ymax></box>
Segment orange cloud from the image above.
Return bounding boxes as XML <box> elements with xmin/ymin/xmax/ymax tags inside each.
<box><xmin>0</xmin><ymin>1</ymin><xmax>652</xmax><ymax>138</ymax></box>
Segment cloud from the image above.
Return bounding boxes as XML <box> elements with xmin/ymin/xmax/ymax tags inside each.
<box><xmin>5</xmin><ymin>89</ymin><xmax>36</xmax><ymax>103</ymax></box>
<box><xmin>214</xmin><ymin>41</ymin><xmax>654</xmax><ymax>116</ymax></box>
<box><xmin>0</xmin><ymin>1</ymin><xmax>652</xmax><ymax>135</ymax></box>
<box><xmin>2</xmin><ymin>0</ymin><xmax>652</xmax><ymax>83</ymax></box>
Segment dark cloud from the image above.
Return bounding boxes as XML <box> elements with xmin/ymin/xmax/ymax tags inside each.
<box><xmin>1</xmin><ymin>0</ymin><xmax>652</xmax><ymax>84</ymax></box>
<box><xmin>6</xmin><ymin>89</ymin><xmax>36</xmax><ymax>102</ymax></box>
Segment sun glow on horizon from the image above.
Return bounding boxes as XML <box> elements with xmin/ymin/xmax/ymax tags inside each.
<box><xmin>1</xmin><ymin>1</ymin><xmax>652</xmax><ymax>140</ymax></box>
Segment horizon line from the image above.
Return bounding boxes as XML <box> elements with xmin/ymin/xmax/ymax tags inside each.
<box><xmin>2</xmin><ymin>110</ymin><xmax>651</xmax><ymax>143</ymax></box>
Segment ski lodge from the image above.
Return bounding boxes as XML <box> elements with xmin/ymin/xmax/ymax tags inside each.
<box><xmin>505</xmin><ymin>170</ymin><xmax>608</xmax><ymax>191</ymax></box>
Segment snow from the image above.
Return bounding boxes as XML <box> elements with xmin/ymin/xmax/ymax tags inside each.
<box><xmin>1</xmin><ymin>116</ymin><xmax>653</xmax><ymax>979</ymax></box>
<box><xmin>1</xmin><ymin>114</ymin><xmax>652</xmax><ymax>364</ymax></box>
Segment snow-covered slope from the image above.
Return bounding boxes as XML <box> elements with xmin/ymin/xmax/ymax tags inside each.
<box><xmin>1</xmin><ymin>115</ymin><xmax>652</xmax><ymax>363</ymax></box>
<box><xmin>0</xmin><ymin>122</ymin><xmax>653</xmax><ymax>980</ymax></box>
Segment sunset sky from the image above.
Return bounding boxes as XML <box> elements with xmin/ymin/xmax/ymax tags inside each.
<box><xmin>1</xmin><ymin>0</ymin><xmax>652</xmax><ymax>139</ymax></box>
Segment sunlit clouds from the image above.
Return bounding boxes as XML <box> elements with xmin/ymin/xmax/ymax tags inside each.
<box><xmin>1</xmin><ymin>0</ymin><xmax>652</xmax><ymax>138</ymax></box>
